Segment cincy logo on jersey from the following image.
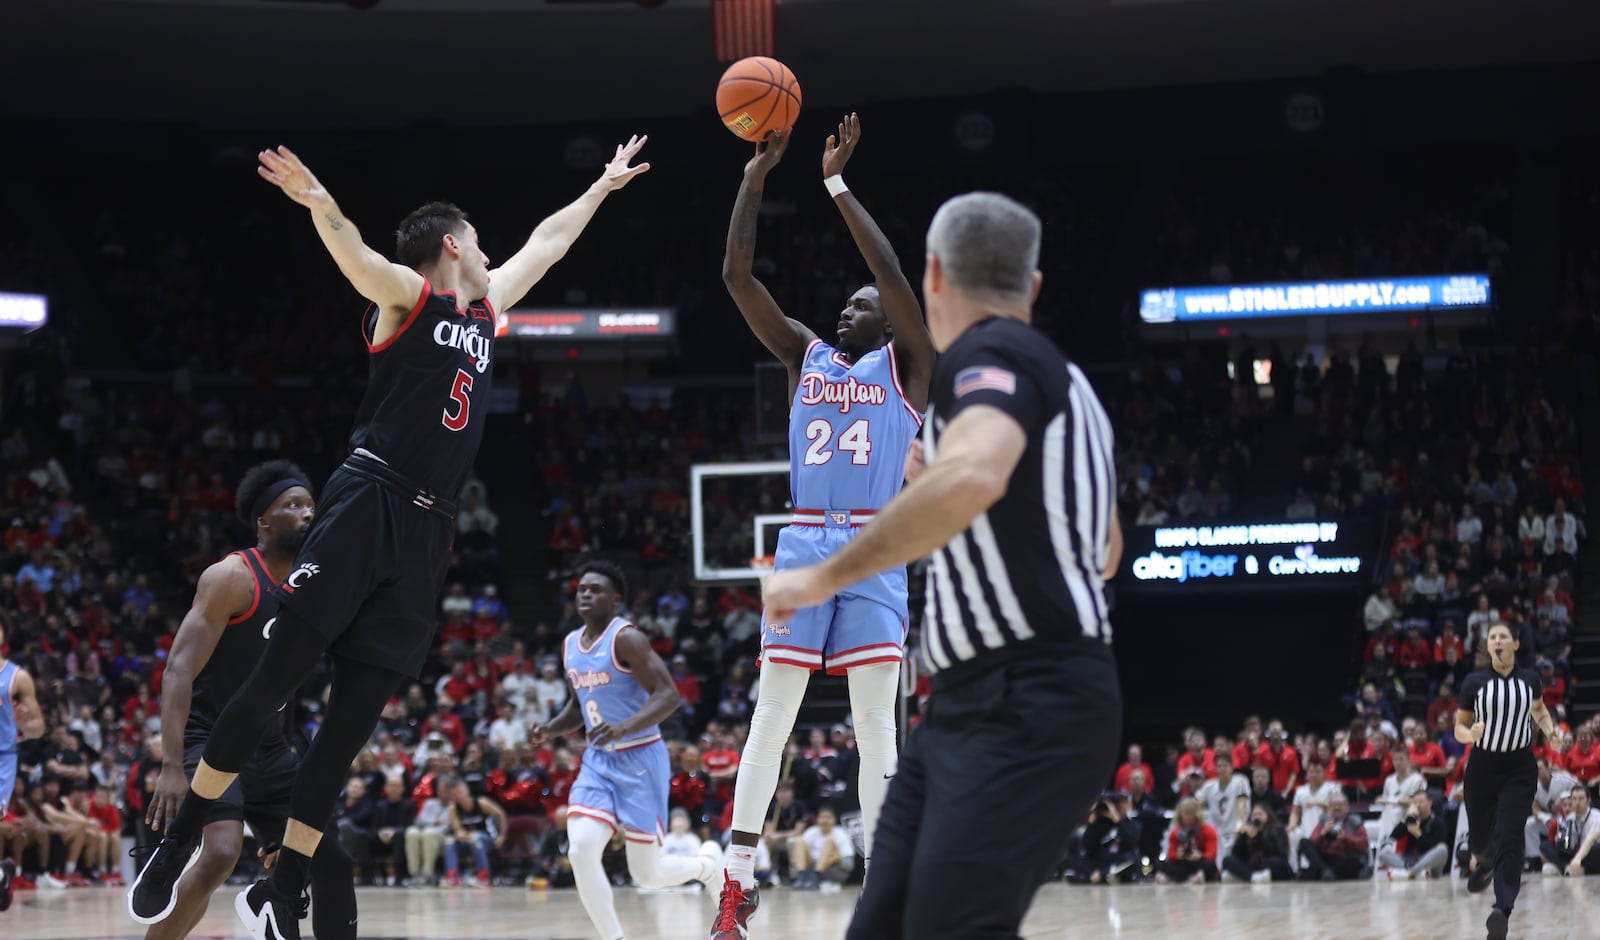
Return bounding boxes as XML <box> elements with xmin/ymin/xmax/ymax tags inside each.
<box><xmin>282</xmin><ymin>562</ymin><xmax>321</xmax><ymax>593</ymax></box>
<box><xmin>798</xmin><ymin>372</ymin><xmax>887</xmax><ymax>416</ymax></box>
<box><xmin>567</xmin><ymin>668</ymin><xmax>613</xmax><ymax>690</ymax></box>
<box><xmin>434</xmin><ymin>321</ymin><xmax>492</xmax><ymax>374</ymax></box>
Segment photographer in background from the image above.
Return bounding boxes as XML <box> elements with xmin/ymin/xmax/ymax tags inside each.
<box><xmin>1378</xmin><ymin>791</ymin><xmax>1449</xmax><ymax>880</ymax></box>
<box><xmin>1156</xmin><ymin>798</ymin><xmax>1219</xmax><ymax>884</ymax></box>
<box><xmin>1296</xmin><ymin>791</ymin><xmax>1371</xmax><ymax>881</ymax></box>
<box><xmin>1542</xmin><ymin>787</ymin><xmax>1600</xmax><ymax>877</ymax></box>
<box><xmin>1065</xmin><ymin>792</ymin><xmax>1141</xmax><ymax>885</ymax></box>
<box><xmin>1222</xmin><ymin>804</ymin><xmax>1293</xmax><ymax>883</ymax></box>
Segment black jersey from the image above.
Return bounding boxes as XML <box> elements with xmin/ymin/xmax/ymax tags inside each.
<box><xmin>189</xmin><ymin>548</ymin><xmax>285</xmax><ymax>743</ymax></box>
<box><xmin>352</xmin><ymin>279</ymin><xmax>496</xmax><ymax>499</ymax></box>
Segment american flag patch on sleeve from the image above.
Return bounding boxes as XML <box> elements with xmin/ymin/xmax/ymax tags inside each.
<box><xmin>953</xmin><ymin>365</ymin><xmax>1017</xmax><ymax>398</ymax></box>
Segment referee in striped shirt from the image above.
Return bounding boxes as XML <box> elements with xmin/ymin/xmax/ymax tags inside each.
<box><xmin>765</xmin><ymin>191</ymin><xmax>1122</xmax><ymax>940</ymax></box>
<box><xmin>1455</xmin><ymin>621</ymin><xmax>1564</xmax><ymax>940</ymax></box>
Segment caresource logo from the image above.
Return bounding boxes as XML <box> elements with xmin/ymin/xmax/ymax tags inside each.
<box><xmin>1267</xmin><ymin>544</ymin><xmax>1362</xmax><ymax>576</ymax></box>
<box><xmin>1131</xmin><ymin>550</ymin><xmax>1239</xmax><ymax>584</ymax></box>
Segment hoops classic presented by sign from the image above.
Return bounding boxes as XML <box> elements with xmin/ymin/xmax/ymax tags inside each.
<box><xmin>1121</xmin><ymin>520</ymin><xmax>1377</xmax><ymax>593</ymax></box>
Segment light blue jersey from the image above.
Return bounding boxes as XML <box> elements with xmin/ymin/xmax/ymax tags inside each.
<box><xmin>788</xmin><ymin>339</ymin><xmax>923</xmax><ymax>513</ymax></box>
<box><xmin>563</xmin><ymin>617</ymin><xmax>671</xmax><ymax>842</ymax></box>
<box><xmin>0</xmin><ymin>660</ymin><xmax>18</xmax><ymax>816</ymax></box>
<box><xmin>763</xmin><ymin>340</ymin><xmax>922</xmax><ymax>675</ymax></box>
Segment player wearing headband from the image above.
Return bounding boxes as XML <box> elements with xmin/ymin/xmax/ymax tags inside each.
<box><xmin>131</xmin><ymin>461</ymin><xmax>356</xmax><ymax>940</ymax></box>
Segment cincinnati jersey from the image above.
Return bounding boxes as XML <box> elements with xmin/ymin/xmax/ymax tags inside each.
<box><xmin>563</xmin><ymin>618</ymin><xmax>660</xmax><ymax>750</ymax></box>
<box><xmin>353</xmin><ymin>279</ymin><xmax>495</xmax><ymax>498</ymax></box>
<box><xmin>789</xmin><ymin>339</ymin><xmax>922</xmax><ymax>511</ymax></box>
<box><xmin>189</xmin><ymin>548</ymin><xmax>285</xmax><ymax>744</ymax></box>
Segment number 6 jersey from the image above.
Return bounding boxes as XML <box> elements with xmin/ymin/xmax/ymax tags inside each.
<box><xmin>353</xmin><ymin>278</ymin><xmax>495</xmax><ymax>498</ymax></box>
<box><xmin>563</xmin><ymin>618</ymin><xmax>662</xmax><ymax>751</ymax></box>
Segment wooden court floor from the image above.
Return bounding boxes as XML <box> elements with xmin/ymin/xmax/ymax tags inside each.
<box><xmin>5</xmin><ymin>876</ymin><xmax>1597</xmax><ymax>940</ymax></box>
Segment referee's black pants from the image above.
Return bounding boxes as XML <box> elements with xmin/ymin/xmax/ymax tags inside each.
<box><xmin>847</xmin><ymin>644</ymin><xmax>1121</xmax><ymax>940</ymax></box>
<box><xmin>1464</xmin><ymin>747</ymin><xmax>1537</xmax><ymax>914</ymax></box>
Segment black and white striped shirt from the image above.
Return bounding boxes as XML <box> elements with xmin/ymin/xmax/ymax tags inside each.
<box><xmin>919</xmin><ymin>317</ymin><xmax>1116</xmax><ymax>675</ymax></box>
<box><xmin>1459</xmin><ymin>667</ymin><xmax>1541</xmax><ymax>754</ymax></box>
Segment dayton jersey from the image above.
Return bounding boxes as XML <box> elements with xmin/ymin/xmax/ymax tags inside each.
<box><xmin>789</xmin><ymin>339</ymin><xmax>922</xmax><ymax>512</ymax></box>
<box><xmin>353</xmin><ymin>279</ymin><xmax>495</xmax><ymax>498</ymax></box>
<box><xmin>188</xmin><ymin>548</ymin><xmax>287</xmax><ymax>745</ymax></box>
<box><xmin>563</xmin><ymin>618</ymin><xmax>661</xmax><ymax>750</ymax></box>
<box><xmin>0</xmin><ymin>659</ymin><xmax>18</xmax><ymax>811</ymax></box>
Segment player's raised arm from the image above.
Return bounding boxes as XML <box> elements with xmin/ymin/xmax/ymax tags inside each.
<box><xmin>822</xmin><ymin>113</ymin><xmax>936</xmax><ymax>411</ymax></box>
<box><xmin>723</xmin><ymin>130</ymin><xmax>818</xmax><ymax>378</ymax></box>
<box><xmin>258</xmin><ymin>146</ymin><xmax>425</xmax><ymax>316</ymax></box>
<box><xmin>146</xmin><ymin>555</ymin><xmax>256</xmax><ymax>833</ymax></box>
<box><xmin>487</xmin><ymin>135</ymin><xmax>651</xmax><ymax>314</ymax></box>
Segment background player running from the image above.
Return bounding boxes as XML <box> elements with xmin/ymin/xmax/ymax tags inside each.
<box><xmin>130</xmin><ymin>138</ymin><xmax>649</xmax><ymax>940</ymax></box>
<box><xmin>0</xmin><ymin>615</ymin><xmax>46</xmax><ymax>914</ymax></box>
<box><xmin>714</xmin><ymin>113</ymin><xmax>935</xmax><ymax>939</ymax></box>
<box><xmin>131</xmin><ymin>461</ymin><xmax>356</xmax><ymax>940</ymax></box>
<box><xmin>532</xmin><ymin>560</ymin><xmax>721</xmax><ymax>940</ymax></box>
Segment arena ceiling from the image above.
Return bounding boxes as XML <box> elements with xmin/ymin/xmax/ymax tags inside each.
<box><xmin>4</xmin><ymin>0</ymin><xmax>1596</xmax><ymax>128</ymax></box>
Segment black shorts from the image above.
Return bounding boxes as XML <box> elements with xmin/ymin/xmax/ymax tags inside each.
<box><xmin>278</xmin><ymin>458</ymin><xmax>456</xmax><ymax>678</ymax></box>
<box><xmin>183</xmin><ymin>737</ymin><xmax>297</xmax><ymax>846</ymax></box>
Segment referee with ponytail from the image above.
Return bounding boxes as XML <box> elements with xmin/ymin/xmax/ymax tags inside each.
<box><xmin>1456</xmin><ymin>621</ymin><xmax>1563</xmax><ymax>940</ymax></box>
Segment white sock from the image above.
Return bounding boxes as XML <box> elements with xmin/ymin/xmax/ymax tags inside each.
<box><xmin>729</xmin><ymin>662</ymin><xmax>811</xmax><ymax>840</ymax></box>
<box><xmin>848</xmin><ymin>661</ymin><xmax>902</xmax><ymax>861</ymax></box>
<box><xmin>568</xmin><ymin>816</ymin><xmax>625</xmax><ymax>940</ymax></box>
<box><xmin>64</xmin><ymin>862</ymin><xmax>76</xmax><ymax>875</ymax></box>
<box><xmin>726</xmin><ymin>845</ymin><xmax>757</xmax><ymax>889</ymax></box>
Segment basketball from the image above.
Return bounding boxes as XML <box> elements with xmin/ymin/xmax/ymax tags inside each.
<box><xmin>716</xmin><ymin>56</ymin><xmax>802</xmax><ymax>142</ymax></box>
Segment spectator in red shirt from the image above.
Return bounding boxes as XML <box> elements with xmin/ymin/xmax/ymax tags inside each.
<box><xmin>1114</xmin><ymin>744</ymin><xmax>1156</xmax><ymax>794</ymax></box>
<box><xmin>1176</xmin><ymin>728</ymin><xmax>1217</xmax><ymax>781</ymax></box>
<box><xmin>671</xmin><ymin>654</ymin><xmax>700</xmax><ymax>712</ymax></box>
<box><xmin>1426</xmin><ymin>676</ymin><xmax>1459</xmax><ymax>735</ymax></box>
<box><xmin>1255</xmin><ymin>722</ymin><xmax>1301</xmax><ymax>795</ymax></box>
<box><xmin>1434</xmin><ymin>621</ymin><xmax>1464</xmax><ymax>665</ymax></box>
<box><xmin>701</xmin><ymin>733</ymin><xmax>741</xmax><ymax>813</ymax></box>
<box><xmin>1395</xmin><ymin>624</ymin><xmax>1434</xmax><ymax>670</ymax></box>
<box><xmin>1156</xmin><ymin>798</ymin><xmax>1219</xmax><ymax>884</ymax></box>
<box><xmin>1334</xmin><ymin>721</ymin><xmax>1379</xmax><ymax>802</ymax></box>
<box><xmin>1565</xmin><ymin>725</ymin><xmax>1600</xmax><ymax>786</ymax></box>
<box><xmin>542</xmin><ymin>747</ymin><xmax>579</xmax><ymax>816</ymax></box>
<box><xmin>437</xmin><ymin>661</ymin><xmax>474</xmax><ymax>708</ymax></box>
<box><xmin>423</xmin><ymin>700</ymin><xmax>467</xmax><ymax>754</ymax></box>
<box><xmin>1406</xmin><ymin>723</ymin><xmax>1449</xmax><ymax>788</ymax></box>
<box><xmin>1537</xmin><ymin>659</ymin><xmax>1567</xmax><ymax>716</ymax></box>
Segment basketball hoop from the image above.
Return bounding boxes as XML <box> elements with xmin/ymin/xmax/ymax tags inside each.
<box><xmin>750</xmin><ymin>555</ymin><xmax>775</xmax><ymax>582</ymax></box>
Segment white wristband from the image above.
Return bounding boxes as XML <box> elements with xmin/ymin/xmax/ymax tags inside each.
<box><xmin>824</xmin><ymin>175</ymin><xmax>849</xmax><ymax>197</ymax></box>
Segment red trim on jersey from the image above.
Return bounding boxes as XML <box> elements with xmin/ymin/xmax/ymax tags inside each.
<box><xmin>566</xmin><ymin>806</ymin><xmax>618</xmax><ymax>833</ymax></box>
<box><xmin>764</xmin><ymin>655</ymin><xmax>822</xmax><ymax>671</ymax></box>
<box><xmin>884</xmin><ymin>340</ymin><xmax>925</xmax><ymax>425</ymax></box>
<box><xmin>830</xmin><ymin>642</ymin><xmax>903</xmax><ymax>659</ymax></box>
<box><xmin>825</xmin><ymin>655</ymin><xmax>903</xmax><ymax>676</ymax></box>
<box><xmin>366</xmin><ymin>278</ymin><xmax>433</xmax><ymax>353</ymax></box>
<box><xmin>226</xmin><ymin>550</ymin><xmax>263</xmax><ymax>626</ymax></box>
<box><xmin>612</xmin><ymin>731</ymin><xmax>663</xmax><ymax>751</ymax></box>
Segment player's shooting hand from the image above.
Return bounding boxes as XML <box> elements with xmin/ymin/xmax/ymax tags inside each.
<box><xmin>598</xmin><ymin>135</ymin><xmax>650</xmax><ymax>192</ymax></box>
<box><xmin>763</xmin><ymin>567</ymin><xmax>834</xmax><ymax>623</ymax></box>
<box><xmin>904</xmin><ymin>439</ymin><xmax>926</xmax><ymax>483</ymax></box>
<box><xmin>744</xmin><ymin>130</ymin><xmax>790</xmax><ymax>177</ymax></box>
<box><xmin>822</xmin><ymin>112</ymin><xmax>860</xmax><ymax>179</ymax></box>
<box><xmin>146</xmin><ymin>764</ymin><xmax>189</xmax><ymax>833</ymax></box>
<box><xmin>257</xmin><ymin>146</ymin><xmax>332</xmax><ymax>209</ymax></box>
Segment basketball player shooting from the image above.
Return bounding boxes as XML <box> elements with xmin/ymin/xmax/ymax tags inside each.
<box><xmin>129</xmin><ymin>139</ymin><xmax>649</xmax><ymax>940</ymax></box>
<box><xmin>712</xmin><ymin>113</ymin><xmax>935</xmax><ymax>940</ymax></box>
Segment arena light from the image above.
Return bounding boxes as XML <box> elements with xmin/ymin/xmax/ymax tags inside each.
<box><xmin>1120</xmin><ymin>519</ymin><xmax>1379</xmax><ymax>592</ymax></box>
<box><xmin>495</xmin><ymin>307</ymin><xmax>675</xmax><ymax>340</ymax></box>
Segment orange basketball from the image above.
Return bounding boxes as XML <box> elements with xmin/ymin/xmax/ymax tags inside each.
<box><xmin>716</xmin><ymin>56</ymin><xmax>802</xmax><ymax>142</ymax></box>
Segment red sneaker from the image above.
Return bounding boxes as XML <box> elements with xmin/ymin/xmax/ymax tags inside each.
<box><xmin>442</xmin><ymin>871</ymin><xmax>461</xmax><ymax>888</ymax></box>
<box><xmin>13</xmin><ymin>876</ymin><xmax>36</xmax><ymax>891</ymax></box>
<box><xmin>65</xmin><ymin>873</ymin><xmax>94</xmax><ymax>887</ymax></box>
<box><xmin>102</xmin><ymin>872</ymin><xmax>127</xmax><ymax>887</ymax></box>
<box><xmin>710</xmin><ymin>873</ymin><xmax>759</xmax><ymax>940</ymax></box>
